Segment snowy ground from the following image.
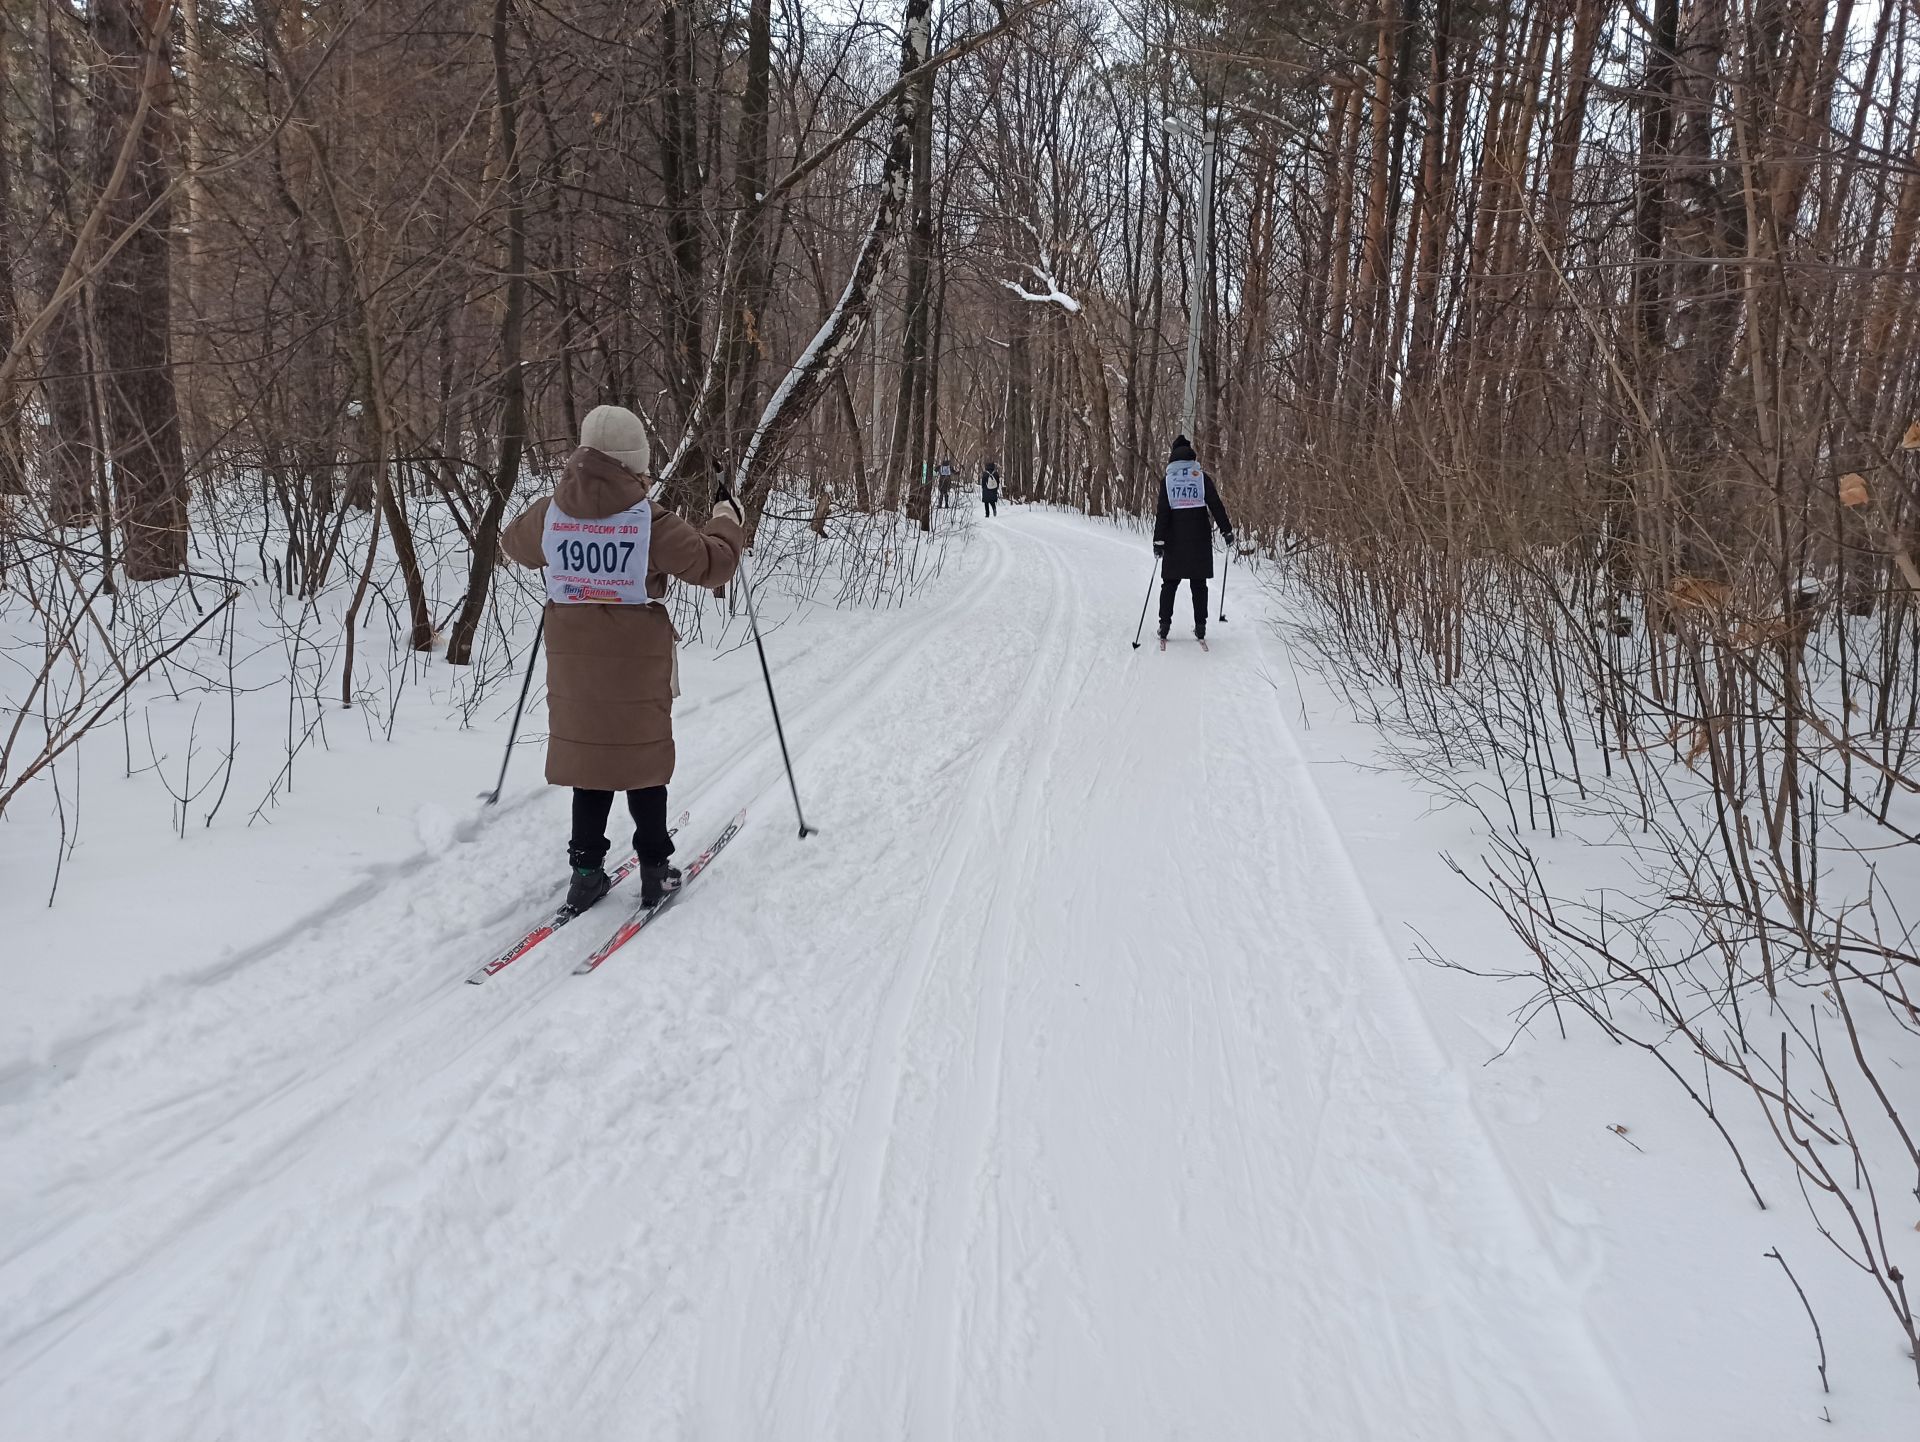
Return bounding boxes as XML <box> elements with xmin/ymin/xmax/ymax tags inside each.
<box><xmin>1</xmin><ymin>506</ymin><xmax>1905</xmax><ymax>1437</ymax></box>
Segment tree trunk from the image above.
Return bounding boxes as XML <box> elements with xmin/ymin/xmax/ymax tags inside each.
<box><xmin>446</xmin><ymin>0</ymin><xmax>527</xmax><ymax>668</ymax></box>
<box><xmin>1353</xmin><ymin>0</ymin><xmax>1399</xmax><ymax>405</ymax></box>
<box><xmin>90</xmin><ymin>0</ymin><xmax>189</xmax><ymax>581</ymax></box>
<box><xmin>1006</xmin><ymin>321</ymin><xmax>1033</xmax><ymax>499</ymax></box>
<box><xmin>891</xmin><ymin>17</ymin><xmax>936</xmax><ymax>528</ymax></box>
<box><xmin>177</xmin><ymin>0</ymin><xmax>207</xmax><ymax>452</ymax></box>
<box><xmin>1662</xmin><ymin>0</ymin><xmax>1740</xmax><ymax>576</ymax></box>
<box><xmin>657</xmin><ymin>0</ymin><xmax>705</xmax><ymax>491</ymax></box>
<box><xmin>722</xmin><ymin>0</ymin><xmax>775</xmax><ymax>471</ymax></box>
<box><xmin>0</xmin><ymin>7</ymin><xmax>23</xmax><ymax>496</ymax></box>
<box><xmin>38</xmin><ymin>0</ymin><xmax>94</xmax><ymax>526</ymax></box>
<box><xmin>1320</xmin><ymin>83</ymin><xmax>1361</xmax><ymax>431</ymax></box>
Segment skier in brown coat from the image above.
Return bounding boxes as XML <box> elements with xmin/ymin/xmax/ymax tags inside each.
<box><xmin>502</xmin><ymin>405</ymin><xmax>745</xmax><ymax>910</ymax></box>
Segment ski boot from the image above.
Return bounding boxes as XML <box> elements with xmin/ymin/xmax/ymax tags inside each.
<box><xmin>1157</xmin><ymin>621</ymin><xmax>1170</xmax><ymax>652</ymax></box>
<box><xmin>566</xmin><ymin>866</ymin><xmax>613</xmax><ymax>913</ymax></box>
<box><xmin>1195</xmin><ymin>627</ymin><xmax>1209</xmax><ymax>652</ymax></box>
<box><xmin>640</xmin><ymin>861</ymin><xmax>683</xmax><ymax>908</ymax></box>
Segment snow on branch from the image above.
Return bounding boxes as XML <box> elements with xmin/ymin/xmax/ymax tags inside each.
<box><xmin>1001</xmin><ymin>265</ymin><xmax>1081</xmax><ymax>314</ymax></box>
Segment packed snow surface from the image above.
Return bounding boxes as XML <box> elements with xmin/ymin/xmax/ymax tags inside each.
<box><xmin>8</xmin><ymin>510</ymin><xmax>1666</xmax><ymax>1438</ymax></box>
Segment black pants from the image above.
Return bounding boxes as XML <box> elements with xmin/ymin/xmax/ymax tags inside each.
<box><xmin>1159</xmin><ymin>576</ymin><xmax>1209</xmax><ymax>635</ymax></box>
<box><xmin>983</xmin><ymin>494</ymin><xmax>998</xmax><ymax>516</ymax></box>
<box><xmin>570</xmin><ymin>786</ymin><xmax>672</xmax><ymax>870</ymax></box>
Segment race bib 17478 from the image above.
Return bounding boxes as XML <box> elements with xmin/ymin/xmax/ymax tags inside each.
<box><xmin>1165</xmin><ymin>461</ymin><xmax>1206</xmax><ymax>509</ymax></box>
<box><xmin>542</xmin><ymin>499</ymin><xmax>653</xmax><ymax>605</ymax></box>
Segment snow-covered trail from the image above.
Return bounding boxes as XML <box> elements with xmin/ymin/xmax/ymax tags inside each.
<box><xmin>2</xmin><ymin>509</ymin><xmax>1639</xmax><ymax>1440</ymax></box>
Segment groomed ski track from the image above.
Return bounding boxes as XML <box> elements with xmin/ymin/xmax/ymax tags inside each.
<box><xmin>0</xmin><ymin>510</ymin><xmax>1642</xmax><ymax>1440</ymax></box>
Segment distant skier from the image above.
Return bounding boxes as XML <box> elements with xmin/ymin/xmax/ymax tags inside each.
<box><xmin>981</xmin><ymin>461</ymin><xmax>1001</xmax><ymax>517</ymax></box>
<box><xmin>502</xmin><ymin>404</ymin><xmax>744</xmax><ymax>912</ymax></box>
<box><xmin>938</xmin><ymin>458</ymin><xmax>953</xmax><ymax>509</ymax></box>
<box><xmin>1153</xmin><ymin>435</ymin><xmax>1233</xmax><ymax>646</ymax></box>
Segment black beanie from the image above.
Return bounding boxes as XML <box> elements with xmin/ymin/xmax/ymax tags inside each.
<box><xmin>1169</xmin><ymin>435</ymin><xmax>1197</xmax><ymax>462</ymax></box>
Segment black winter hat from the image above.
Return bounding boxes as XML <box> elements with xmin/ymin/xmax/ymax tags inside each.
<box><xmin>1169</xmin><ymin>435</ymin><xmax>1197</xmax><ymax>462</ymax></box>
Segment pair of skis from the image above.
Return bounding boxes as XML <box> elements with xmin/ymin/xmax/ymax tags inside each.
<box><xmin>1159</xmin><ymin>635</ymin><xmax>1209</xmax><ymax>652</ymax></box>
<box><xmin>464</xmin><ymin>808</ymin><xmax>686</xmax><ymax>982</ymax></box>
<box><xmin>466</xmin><ymin>808</ymin><xmax>745</xmax><ymax>984</ymax></box>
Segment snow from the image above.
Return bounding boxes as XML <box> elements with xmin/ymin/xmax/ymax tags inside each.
<box><xmin>1002</xmin><ymin>265</ymin><xmax>1083</xmax><ymax>313</ymax></box>
<box><xmin>0</xmin><ymin>505</ymin><xmax>1909</xmax><ymax>1437</ymax></box>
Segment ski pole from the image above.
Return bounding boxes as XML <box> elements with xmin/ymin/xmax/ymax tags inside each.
<box><xmin>738</xmin><ymin>555</ymin><xmax>815</xmax><ymax>838</ymax></box>
<box><xmin>484</xmin><ymin>614</ymin><xmax>544</xmax><ymax>805</ymax></box>
<box><xmin>1131</xmin><ymin>553</ymin><xmax>1160</xmax><ymax>649</ymax></box>
<box><xmin>716</xmin><ymin>479</ymin><xmax>813</xmax><ymax>838</ymax></box>
<box><xmin>1218</xmin><ymin>543</ymin><xmax>1231</xmax><ymax>624</ymax></box>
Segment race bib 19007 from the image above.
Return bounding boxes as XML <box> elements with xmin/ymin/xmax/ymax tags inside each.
<box><xmin>542</xmin><ymin>500</ymin><xmax>652</xmax><ymax>605</ymax></box>
<box><xmin>1165</xmin><ymin>461</ymin><xmax>1206</xmax><ymax>509</ymax></box>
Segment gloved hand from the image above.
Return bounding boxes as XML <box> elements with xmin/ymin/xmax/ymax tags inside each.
<box><xmin>1223</xmin><ymin>529</ymin><xmax>1235</xmax><ymax>548</ymax></box>
<box><xmin>1152</xmin><ymin>540</ymin><xmax>1165</xmax><ymax>557</ymax></box>
<box><xmin>712</xmin><ymin>496</ymin><xmax>744</xmax><ymax>529</ymax></box>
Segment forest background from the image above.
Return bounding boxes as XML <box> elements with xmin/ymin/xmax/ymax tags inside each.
<box><xmin>2</xmin><ymin>0</ymin><xmax>1919</xmax><ymax>1409</ymax></box>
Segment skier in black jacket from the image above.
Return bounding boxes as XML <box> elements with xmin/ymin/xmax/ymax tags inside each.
<box><xmin>1153</xmin><ymin>435</ymin><xmax>1233</xmax><ymax>644</ymax></box>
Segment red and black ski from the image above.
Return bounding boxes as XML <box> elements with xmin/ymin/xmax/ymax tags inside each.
<box><xmin>574</xmin><ymin>809</ymin><xmax>747</xmax><ymax>976</ymax></box>
<box><xmin>466</xmin><ymin>809</ymin><xmax>687</xmax><ymax>984</ymax></box>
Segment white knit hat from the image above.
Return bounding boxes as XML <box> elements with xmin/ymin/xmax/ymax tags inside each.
<box><xmin>579</xmin><ymin>404</ymin><xmax>651</xmax><ymax>475</ymax></box>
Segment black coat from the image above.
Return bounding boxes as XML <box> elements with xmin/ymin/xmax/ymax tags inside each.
<box><xmin>1153</xmin><ymin>466</ymin><xmax>1232</xmax><ymax>580</ymax></box>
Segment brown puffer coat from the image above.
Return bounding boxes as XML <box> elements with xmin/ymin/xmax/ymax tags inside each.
<box><xmin>502</xmin><ymin>447</ymin><xmax>744</xmax><ymax>790</ymax></box>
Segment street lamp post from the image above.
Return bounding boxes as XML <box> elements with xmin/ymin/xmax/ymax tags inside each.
<box><xmin>1167</xmin><ymin>112</ymin><xmax>1222</xmax><ymax>440</ymax></box>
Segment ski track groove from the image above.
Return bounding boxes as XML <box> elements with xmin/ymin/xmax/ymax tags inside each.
<box><xmin>911</xmin><ymin>522</ymin><xmax>1078</xmax><ymax>1442</ymax></box>
<box><xmin>573</xmin><ymin>522</ymin><xmax>1043</xmax><ymax>1438</ymax></box>
<box><xmin>745</xmin><ymin>521</ymin><xmax>1067</xmax><ymax>1436</ymax></box>
<box><xmin>0</xmin><ymin>530</ymin><xmax>1014</xmax><ymax>1392</ymax></box>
